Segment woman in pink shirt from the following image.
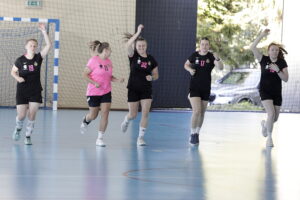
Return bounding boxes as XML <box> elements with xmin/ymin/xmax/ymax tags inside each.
<box><xmin>80</xmin><ymin>41</ymin><xmax>124</xmax><ymax>147</ymax></box>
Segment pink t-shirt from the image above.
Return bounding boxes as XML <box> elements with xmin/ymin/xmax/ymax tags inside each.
<box><xmin>86</xmin><ymin>56</ymin><xmax>113</xmax><ymax>96</ymax></box>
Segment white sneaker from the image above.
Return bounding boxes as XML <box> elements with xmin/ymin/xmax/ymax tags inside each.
<box><xmin>261</xmin><ymin>120</ymin><xmax>267</xmax><ymax>137</ymax></box>
<box><xmin>24</xmin><ymin>137</ymin><xmax>32</xmax><ymax>145</ymax></box>
<box><xmin>266</xmin><ymin>137</ymin><xmax>274</xmax><ymax>147</ymax></box>
<box><xmin>96</xmin><ymin>138</ymin><xmax>106</xmax><ymax>147</ymax></box>
<box><xmin>80</xmin><ymin>122</ymin><xmax>88</xmax><ymax>134</ymax></box>
<box><xmin>12</xmin><ymin>128</ymin><xmax>22</xmax><ymax>141</ymax></box>
<box><xmin>121</xmin><ymin>121</ymin><xmax>129</xmax><ymax>133</ymax></box>
<box><xmin>137</xmin><ymin>136</ymin><xmax>146</xmax><ymax>146</ymax></box>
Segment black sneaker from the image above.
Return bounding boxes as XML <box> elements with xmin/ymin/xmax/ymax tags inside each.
<box><xmin>189</xmin><ymin>133</ymin><xmax>199</xmax><ymax>145</ymax></box>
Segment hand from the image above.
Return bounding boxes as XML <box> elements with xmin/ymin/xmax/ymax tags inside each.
<box><xmin>213</xmin><ymin>52</ymin><xmax>220</xmax><ymax>61</ymax></box>
<box><xmin>17</xmin><ymin>77</ymin><xmax>25</xmax><ymax>83</ymax></box>
<box><xmin>137</xmin><ymin>24</ymin><xmax>144</xmax><ymax>32</ymax></box>
<box><xmin>119</xmin><ymin>78</ymin><xmax>125</xmax><ymax>83</ymax></box>
<box><xmin>269</xmin><ymin>63</ymin><xmax>280</xmax><ymax>73</ymax></box>
<box><xmin>94</xmin><ymin>82</ymin><xmax>100</xmax><ymax>88</ymax></box>
<box><xmin>38</xmin><ymin>23</ymin><xmax>46</xmax><ymax>32</ymax></box>
<box><xmin>261</xmin><ymin>29</ymin><xmax>270</xmax><ymax>37</ymax></box>
<box><xmin>189</xmin><ymin>69</ymin><xmax>196</xmax><ymax>76</ymax></box>
<box><xmin>146</xmin><ymin>75</ymin><xmax>153</xmax><ymax>81</ymax></box>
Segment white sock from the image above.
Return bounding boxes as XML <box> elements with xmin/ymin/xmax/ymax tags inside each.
<box><xmin>16</xmin><ymin>116</ymin><xmax>24</xmax><ymax>130</ymax></box>
<box><xmin>139</xmin><ymin>127</ymin><xmax>146</xmax><ymax>137</ymax></box>
<box><xmin>196</xmin><ymin>127</ymin><xmax>200</xmax><ymax>134</ymax></box>
<box><xmin>25</xmin><ymin>120</ymin><xmax>35</xmax><ymax>137</ymax></box>
<box><xmin>124</xmin><ymin>116</ymin><xmax>131</xmax><ymax>124</ymax></box>
<box><xmin>98</xmin><ymin>131</ymin><xmax>104</xmax><ymax>139</ymax></box>
<box><xmin>191</xmin><ymin>128</ymin><xmax>197</xmax><ymax>134</ymax></box>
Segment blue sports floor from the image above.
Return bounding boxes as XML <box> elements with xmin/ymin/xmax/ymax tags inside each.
<box><xmin>1</xmin><ymin>109</ymin><xmax>300</xmax><ymax>200</ymax></box>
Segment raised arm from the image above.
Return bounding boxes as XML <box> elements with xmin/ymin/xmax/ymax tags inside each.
<box><xmin>39</xmin><ymin>23</ymin><xmax>51</xmax><ymax>58</ymax></box>
<box><xmin>250</xmin><ymin>29</ymin><xmax>270</xmax><ymax>62</ymax></box>
<box><xmin>126</xmin><ymin>24</ymin><xmax>144</xmax><ymax>57</ymax></box>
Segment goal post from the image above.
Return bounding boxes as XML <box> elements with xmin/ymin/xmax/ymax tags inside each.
<box><xmin>0</xmin><ymin>16</ymin><xmax>60</xmax><ymax>110</ymax></box>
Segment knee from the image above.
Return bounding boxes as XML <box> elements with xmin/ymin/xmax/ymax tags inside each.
<box><xmin>101</xmin><ymin>111</ymin><xmax>110</xmax><ymax>120</ymax></box>
<box><xmin>193</xmin><ymin>109</ymin><xmax>201</xmax><ymax>116</ymax></box>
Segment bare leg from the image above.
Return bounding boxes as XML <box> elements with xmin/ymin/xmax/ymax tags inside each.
<box><xmin>262</xmin><ymin>100</ymin><xmax>276</xmax><ymax>147</ymax></box>
<box><xmin>99</xmin><ymin>103</ymin><xmax>111</xmax><ymax>132</ymax></box>
<box><xmin>121</xmin><ymin>102</ymin><xmax>139</xmax><ymax>133</ymax></box>
<box><xmin>197</xmin><ymin>100</ymin><xmax>208</xmax><ymax>132</ymax></box>
<box><xmin>189</xmin><ymin>97</ymin><xmax>201</xmax><ymax>133</ymax></box>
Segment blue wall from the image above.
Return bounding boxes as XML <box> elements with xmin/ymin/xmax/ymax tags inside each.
<box><xmin>136</xmin><ymin>0</ymin><xmax>198</xmax><ymax>108</ymax></box>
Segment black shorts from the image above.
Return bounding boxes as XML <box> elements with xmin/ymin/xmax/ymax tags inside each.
<box><xmin>128</xmin><ymin>88</ymin><xmax>152</xmax><ymax>102</ymax></box>
<box><xmin>260</xmin><ymin>91</ymin><xmax>282</xmax><ymax>106</ymax></box>
<box><xmin>189</xmin><ymin>89</ymin><xmax>210</xmax><ymax>101</ymax></box>
<box><xmin>16</xmin><ymin>91</ymin><xmax>43</xmax><ymax>105</ymax></box>
<box><xmin>87</xmin><ymin>92</ymin><xmax>112</xmax><ymax>107</ymax></box>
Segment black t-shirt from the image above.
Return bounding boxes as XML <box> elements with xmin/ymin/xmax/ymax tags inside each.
<box><xmin>14</xmin><ymin>53</ymin><xmax>43</xmax><ymax>94</ymax></box>
<box><xmin>127</xmin><ymin>51</ymin><xmax>158</xmax><ymax>90</ymax></box>
<box><xmin>259</xmin><ymin>55</ymin><xmax>287</xmax><ymax>95</ymax></box>
<box><xmin>188</xmin><ymin>51</ymin><xmax>215</xmax><ymax>91</ymax></box>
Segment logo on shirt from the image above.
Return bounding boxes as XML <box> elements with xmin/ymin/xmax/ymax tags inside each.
<box><xmin>28</xmin><ymin>65</ymin><xmax>34</xmax><ymax>72</ymax></box>
<box><xmin>23</xmin><ymin>65</ymin><xmax>27</xmax><ymax>70</ymax></box>
<box><xmin>34</xmin><ymin>61</ymin><xmax>38</xmax><ymax>66</ymax></box>
<box><xmin>200</xmin><ymin>60</ymin><xmax>206</xmax><ymax>67</ymax></box>
<box><xmin>99</xmin><ymin>64</ymin><xmax>109</xmax><ymax>71</ymax></box>
<box><xmin>141</xmin><ymin>62</ymin><xmax>148</xmax><ymax>69</ymax></box>
<box><xmin>206</xmin><ymin>59</ymin><xmax>210</xmax><ymax>63</ymax></box>
<box><xmin>265</xmin><ymin>63</ymin><xmax>276</xmax><ymax>73</ymax></box>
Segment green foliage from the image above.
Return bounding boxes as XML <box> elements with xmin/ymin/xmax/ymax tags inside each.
<box><xmin>197</xmin><ymin>0</ymin><xmax>282</xmax><ymax>68</ymax></box>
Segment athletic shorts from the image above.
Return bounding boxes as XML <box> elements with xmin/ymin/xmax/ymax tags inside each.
<box><xmin>128</xmin><ymin>88</ymin><xmax>152</xmax><ymax>102</ymax></box>
<box><xmin>189</xmin><ymin>89</ymin><xmax>210</xmax><ymax>101</ymax></box>
<box><xmin>87</xmin><ymin>92</ymin><xmax>112</xmax><ymax>107</ymax></box>
<box><xmin>260</xmin><ymin>91</ymin><xmax>282</xmax><ymax>106</ymax></box>
<box><xmin>16</xmin><ymin>91</ymin><xmax>43</xmax><ymax>105</ymax></box>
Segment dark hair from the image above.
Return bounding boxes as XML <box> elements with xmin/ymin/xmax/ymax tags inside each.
<box><xmin>123</xmin><ymin>32</ymin><xmax>147</xmax><ymax>49</ymax></box>
<box><xmin>89</xmin><ymin>40</ymin><xmax>110</xmax><ymax>54</ymax></box>
<box><xmin>89</xmin><ymin>40</ymin><xmax>101</xmax><ymax>51</ymax></box>
<box><xmin>200</xmin><ymin>37</ymin><xmax>210</xmax><ymax>42</ymax></box>
<box><xmin>268</xmin><ymin>42</ymin><xmax>288</xmax><ymax>60</ymax></box>
<box><xmin>26</xmin><ymin>39</ymin><xmax>38</xmax><ymax>45</ymax></box>
<box><xmin>97</xmin><ymin>42</ymin><xmax>110</xmax><ymax>54</ymax></box>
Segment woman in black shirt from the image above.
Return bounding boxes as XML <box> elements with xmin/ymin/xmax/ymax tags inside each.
<box><xmin>184</xmin><ymin>37</ymin><xmax>223</xmax><ymax>146</ymax></box>
<box><xmin>121</xmin><ymin>24</ymin><xmax>159</xmax><ymax>146</ymax></box>
<box><xmin>250</xmin><ymin>29</ymin><xmax>289</xmax><ymax>147</ymax></box>
<box><xmin>11</xmin><ymin>23</ymin><xmax>51</xmax><ymax>145</ymax></box>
